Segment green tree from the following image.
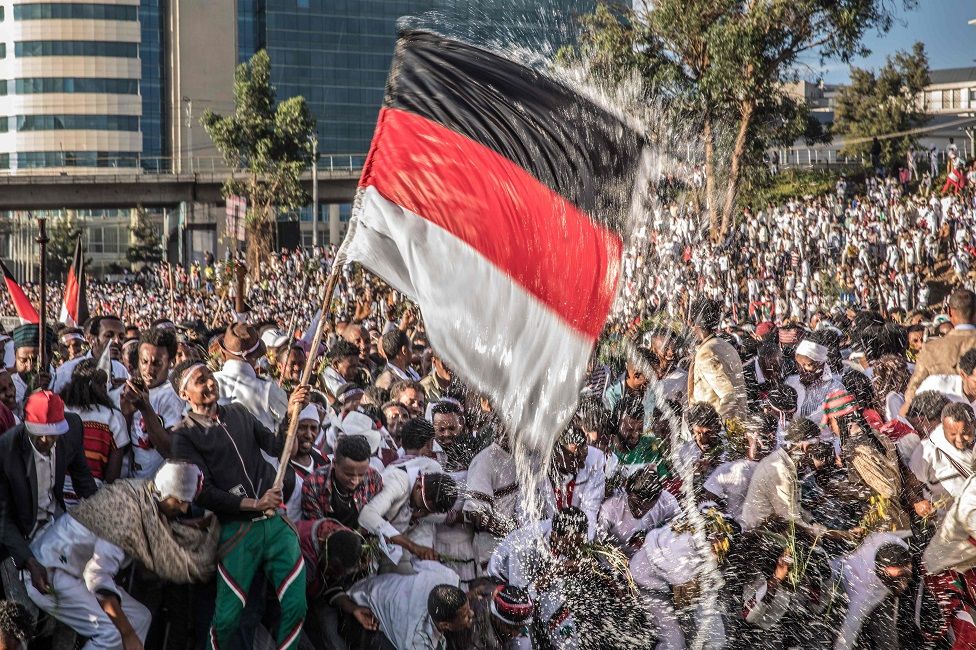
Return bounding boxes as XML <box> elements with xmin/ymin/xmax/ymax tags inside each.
<box><xmin>127</xmin><ymin>207</ymin><xmax>163</xmax><ymax>269</ymax></box>
<box><xmin>201</xmin><ymin>50</ymin><xmax>315</xmax><ymax>278</ymax></box>
<box><xmin>566</xmin><ymin>0</ymin><xmax>912</xmax><ymax>241</ymax></box>
<box><xmin>47</xmin><ymin>212</ymin><xmax>81</xmax><ymax>280</ymax></box>
<box><xmin>833</xmin><ymin>42</ymin><xmax>930</xmax><ymax>170</ymax></box>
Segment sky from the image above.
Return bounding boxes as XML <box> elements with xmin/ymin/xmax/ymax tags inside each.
<box><xmin>797</xmin><ymin>0</ymin><xmax>976</xmax><ymax>84</ymax></box>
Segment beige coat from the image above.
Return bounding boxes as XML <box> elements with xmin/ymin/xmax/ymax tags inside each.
<box><xmin>905</xmin><ymin>328</ymin><xmax>976</xmax><ymax>407</ymax></box>
<box><xmin>690</xmin><ymin>335</ymin><xmax>748</xmax><ymax>420</ymax></box>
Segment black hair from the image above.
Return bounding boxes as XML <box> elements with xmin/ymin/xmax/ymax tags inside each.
<box><xmin>942</xmin><ymin>401</ymin><xmax>976</xmax><ymax>426</ymax></box>
<box><xmin>323</xmin><ymin>529</ymin><xmax>364</xmax><ymax>570</ymax></box>
<box><xmin>381</xmin><ymin>329</ymin><xmax>410</xmax><ymax>360</ymax></box>
<box><xmin>578</xmin><ymin>399</ymin><xmax>611</xmax><ymax>438</ymax></box>
<box><xmin>364</xmin><ymin>385</ymin><xmax>389</xmax><ymax>406</ymax></box>
<box><xmin>61</xmin><ymin>359</ymin><xmax>115</xmax><ymax>411</ymax></box>
<box><xmin>170</xmin><ymin>358</ymin><xmax>207</xmax><ymax>394</ymax></box>
<box><xmin>140</xmin><ymin>328</ymin><xmax>178</xmax><ymax>360</ymax></box>
<box><xmin>686</xmin><ymin>401</ymin><xmax>720</xmax><ymax>430</ymax></box>
<box><xmin>625</xmin><ymin>467</ymin><xmax>663</xmax><ymax>501</ymax></box>
<box><xmin>0</xmin><ymin>600</ymin><xmax>34</xmax><ymax>645</ymax></box>
<box><xmin>327</xmin><ymin>340</ymin><xmax>359</xmax><ymax>363</ymax></box>
<box><xmin>907</xmin><ymin>391</ymin><xmax>950</xmax><ymax>421</ymax></box>
<box><xmin>423</xmin><ymin>473</ymin><xmax>459</xmax><ymax>513</ymax></box>
<box><xmin>765</xmin><ymin>383</ymin><xmax>798</xmax><ymax>412</ymax></box>
<box><xmin>552</xmin><ymin>506</ymin><xmax>589</xmax><ymax>537</ymax></box>
<box><xmin>557</xmin><ymin>422</ymin><xmax>587</xmax><ymax>447</ymax></box>
<box><xmin>842</xmin><ymin>368</ymin><xmax>877</xmax><ymax>413</ymax></box>
<box><xmin>785</xmin><ymin>418</ymin><xmax>820</xmax><ymax>444</ymax></box>
<box><xmin>427</xmin><ymin>584</ymin><xmax>467</xmax><ymax>624</ymax></box>
<box><xmin>335</xmin><ymin>435</ymin><xmax>371</xmax><ymax>463</ymax></box>
<box><xmin>87</xmin><ymin>314</ymin><xmax>124</xmax><ymax>337</ymax></box>
<box><xmin>401</xmin><ymin>417</ymin><xmax>435</xmax><ymax>451</ymax></box>
<box><xmin>875</xmin><ymin>543</ymin><xmax>912</xmax><ymax>569</ymax></box>
<box><xmin>689</xmin><ymin>297</ymin><xmax>721</xmax><ymax>331</ymax></box>
<box><xmin>431</xmin><ymin>400</ymin><xmax>464</xmax><ymax>419</ymax></box>
<box><xmin>949</xmin><ymin>289</ymin><xmax>976</xmax><ymax>323</ymax></box>
<box><xmin>960</xmin><ymin>349</ymin><xmax>976</xmax><ymax>375</ymax></box>
<box><xmin>620</xmin><ymin>397</ymin><xmax>645</xmax><ymax>422</ymax></box>
<box><xmin>390</xmin><ymin>379</ymin><xmax>423</xmax><ymax>401</ymax></box>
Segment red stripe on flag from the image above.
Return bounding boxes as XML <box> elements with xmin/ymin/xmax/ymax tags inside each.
<box><xmin>360</xmin><ymin>107</ymin><xmax>622</xmax><ymax>340</ymax></box>
<box><xmin>63</xmin><ymin>267</ymin><xmax>79</xmax><ymax>325</ymax></box>
<box><xmin>0</xmin><ymin>260</ymin><xmax>39</xmax><ymax>324</ymax></box>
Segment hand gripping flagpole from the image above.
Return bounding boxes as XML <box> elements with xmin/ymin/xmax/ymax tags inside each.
<box><xmin>268</xmin><ymin>243</ymin><xmax>349</xmax><ymax>508</ymax></box>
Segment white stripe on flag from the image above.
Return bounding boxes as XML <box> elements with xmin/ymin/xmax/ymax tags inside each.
<box><xmin>347</xmin><ymin>186</ymin><xmax>593</xmax><ymax>451</ymax></box>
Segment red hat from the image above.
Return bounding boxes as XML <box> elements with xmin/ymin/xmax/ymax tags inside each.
<box><xmin>24</xmin><ymin>390</ymin><xmax>69</xmax><ymax>436</ymax></box>
<box><xmin>755</xmin><ymin>322</ymin><xmax>776</xmax><ymax>339</ymax></box>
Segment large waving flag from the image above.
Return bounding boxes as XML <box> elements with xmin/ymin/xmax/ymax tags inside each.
<box><xmin>59</xmin><ymin>235</ymin><xmax>89</xmax><ymax>326</ymax></box>
<box><xmin>0</xmin><ymin>258</ymin><xmax>39</xmax><ymax>324</ymax></box>
<box><xmin>345</xmin><ymin>30</ymin><xmax>646</xmax><ymax>450</ymax></box>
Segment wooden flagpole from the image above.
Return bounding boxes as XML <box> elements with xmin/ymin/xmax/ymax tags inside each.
<box><xmin>269</xmin><ymin>260</ymin><xmax>343</xmax><ymax>501</ymax></box>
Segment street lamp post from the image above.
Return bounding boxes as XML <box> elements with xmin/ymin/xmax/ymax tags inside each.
<box><xmin>311</xmin><ymin>136</ymin><xmax>319</xmax><ymax>249</ymax></box>
<box><xmin>183</xmin><ymin>96</ymin><xmax>193</xmax><ymax>174</ymax></box>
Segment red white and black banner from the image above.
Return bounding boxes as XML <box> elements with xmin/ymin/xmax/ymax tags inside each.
<box><xmin>346</xmin><ymin>30</ymin><xmax>645</xmax><ymax>450</ymax></box>
<box><xmin>0</xmin><ymin>258</ymin><xmax>39</xmax><ymax>324</ymax></box>
<box><xmin>59</xmin><ymin>235</ymin><xmax>89</xmax><ymax>326</ymax></box>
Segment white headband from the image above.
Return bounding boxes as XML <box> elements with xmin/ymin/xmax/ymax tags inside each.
<box><xmin>795</xmin><ymin>340</ymin><xmax>828</xmax><ymax>363</ymax></box>
<box><xmin>178</xmin><ymin>363</ymin><xmax>207</xmax><ymax>394</ymax></box>
<box><xmin>298</xmin><ymin>403</ymin><xmax>320</xmax><ymax>425</ymax></box>
<box><xmin>61</xmin><ymin>333</ymin><xmax>85</xmax><ymax>344</ymax></box>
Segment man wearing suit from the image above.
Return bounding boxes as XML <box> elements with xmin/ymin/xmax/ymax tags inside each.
<box><xmin>687</xmin><ymin>297</ymin><xmax>748</xmax><ymax>421</ymax></box>
<box><xmin>0</xmin><ymin>390</ymin><xmax>96</xmax><ymax>595</ymax></box>
<box><xmin>904</xmin><ymin>289</ymin><xmax>976</xmax><ymax>413</ymax></box>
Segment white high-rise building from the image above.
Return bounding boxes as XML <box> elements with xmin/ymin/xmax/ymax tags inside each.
<box><xmin>0</xmin><ymin>0</ymin><xmax>142</xmax><ymax>173</ymax></box>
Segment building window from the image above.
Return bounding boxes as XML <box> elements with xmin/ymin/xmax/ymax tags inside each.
<box><xmin>0</xmin><ymin>80</ymin><xmax>6</xmax><ymax>96</ymax></box>
<box><xmin>14</xmin><ymin>3</ymin><xmax>137</xmax><ymax>21</ymax></box>
<box><xmin>15</xmin><ymin>41</ymin><xmax>138</xmax><ymax>58</ymax></box>
<box><xmin>13</xmin><ymin>151</ymin><xmax>140</xmax><ymax>168</ymax></box>
<box><xmin>0</xmin><ymin>117</ymin><xmax>7</xmax><ymax>133</ymax></box>
<box><xmin>14</xmin><ymin>77</ymin><xmax>138</xmax><ymax>94</ymax></box>
<box><xmin>0</xmin><ymin>43</ymin><xmax>5</xmax><ymax>59</ymax></box>
<box><xmin>14</xmin><ymin>114</ymin><xmax>139</xmax><ymax>132</ymax></box>
<box><xmin>0</xmin><ymin>154</ymin><xmax>8</xmax><ymax>170</ymax></box>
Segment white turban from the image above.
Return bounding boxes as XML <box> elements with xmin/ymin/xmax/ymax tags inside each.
<box><xmin>154</xmin><ymin>461</ymin><xmax>203</xmax><ymax>502</ymax></box>
<box><xmin>795</xmin><ymin>339</ymin><xmax>828</xmax><ymax>363</ymax></box>
<box><xmin>298</xmin><ymin>403</ymin><xmax>320</xmax><ymax>425</ymax></box>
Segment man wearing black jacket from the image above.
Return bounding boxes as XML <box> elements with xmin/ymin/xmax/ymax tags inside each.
<box><xmin>170</xmin><ymin>359</ymin><xmax>309</xmax><ymax>650</ymax></box>
<box><xmin>0</xmin><ymin>390</ymin><xmax>96</xmax><ymax>595</ymax></box>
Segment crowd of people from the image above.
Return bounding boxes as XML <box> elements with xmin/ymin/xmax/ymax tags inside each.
<box><xmin>1</xmin><ymin>167</ymin><xmax>976</xmax><ymax>649</ymax></box>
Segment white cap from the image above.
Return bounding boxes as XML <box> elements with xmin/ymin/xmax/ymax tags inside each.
<box><xmin>795</xmin><ymin>339</ymin><xmax>828</xmax><ymax>363</ymax></box>
<box><xmin>261</xmin><ymin>329</ymin><xmax>290</xmax><ymax>350</ymax></box>
<box><xmin>154</xmin><ymin>461</ymin><xmax>203</xmax><ymax>502</ymax></box>
<box><xmin>298</xmin><ymin>403</ymin><xmax>320</xmax><ymax>425</ymax></box>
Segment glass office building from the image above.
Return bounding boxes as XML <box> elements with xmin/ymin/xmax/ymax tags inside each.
<box><xmin>238</xmin><ymin>0</ymin><xmax>596</xmax><ymax>155</ymax></box>
<box><xmin>140</xmin><ymin>0</ymin><xmax>166</xmax><ymax>169</ymax></box>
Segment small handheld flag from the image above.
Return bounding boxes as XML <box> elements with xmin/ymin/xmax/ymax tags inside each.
<box><xmin>59</xmin><ymin>234</ymin><xmax>89</xmax><ymax>327</ymax></box>
<box><xmin>0</xmin><ymin>258</ymin><xmax>39</xmax><ymax>324</ymax></box>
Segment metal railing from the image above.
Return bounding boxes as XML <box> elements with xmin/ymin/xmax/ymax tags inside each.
<box><xmin>772</xmin><ymin>145</ymin><xmax>974</xmax><ymax>169</ymax></box>
<box><xmin>0</xmin><ymin>153</ymin><xmax>367</xmax><ymax>177</ymax></box>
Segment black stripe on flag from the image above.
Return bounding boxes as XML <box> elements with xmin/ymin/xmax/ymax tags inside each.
<box><xmin>384</xmin><ymin>30</ymin><xmax>644</xmax><ymax>226</ymax></box>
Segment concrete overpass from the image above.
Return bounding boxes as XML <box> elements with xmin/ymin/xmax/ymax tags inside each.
<box><xmin>0</xmin><ymin>165</ymin><xmax>361</xmax><ymax>211</ymax></box>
